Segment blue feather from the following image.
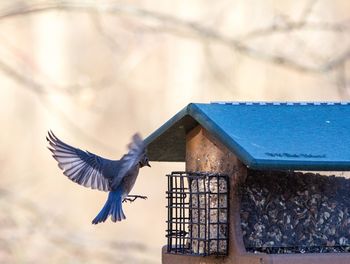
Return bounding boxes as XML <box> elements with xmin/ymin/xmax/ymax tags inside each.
<box><xmin>92</xmin><ymin>189</ymin><xmax>126</xmax><ymax>224</ymax></box>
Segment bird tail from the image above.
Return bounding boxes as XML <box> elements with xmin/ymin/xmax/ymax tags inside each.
<box><xmin>92</xmin><ymin>190</ymin><xmax>126</xmax><ymax>224</ymax></box>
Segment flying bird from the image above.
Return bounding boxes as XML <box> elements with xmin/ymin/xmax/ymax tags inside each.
<box><xmin>46</xmin><ymin>131</ymin><xmax>150</xmax><ymax>224</ymax></box>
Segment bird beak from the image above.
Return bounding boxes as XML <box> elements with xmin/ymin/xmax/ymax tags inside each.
<box><xmin>147</xmin><ymin>161</ymin><xmax>151</xmax><ymax>167</ymax></box>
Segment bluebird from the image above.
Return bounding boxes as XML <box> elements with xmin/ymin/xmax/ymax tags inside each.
<box><xmin>46</xmin><ymin>131</ymin><xmax>150</xmax><ymax>224</ymax></box>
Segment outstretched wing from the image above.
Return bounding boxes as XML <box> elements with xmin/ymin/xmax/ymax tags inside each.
<box><xmin>47</xmin><ymin>131</ymin><xmax>112</xmax><ymax>192</ymax></box>
<box><xmin>111</xmin><ymin>133</ymin><xmax>146</xmax><ymax>189</ymax></box>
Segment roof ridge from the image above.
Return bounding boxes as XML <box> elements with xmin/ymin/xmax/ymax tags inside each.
<box><xmin>210</xmin><ymin>101</ymin><xmax>350</xmax><ymax>106</ymax></box>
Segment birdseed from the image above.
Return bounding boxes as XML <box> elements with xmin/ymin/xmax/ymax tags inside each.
<box><xmin>240</xmin><ymin>170</ymin><xmax>350</xmax><ymax>254</ymax></box>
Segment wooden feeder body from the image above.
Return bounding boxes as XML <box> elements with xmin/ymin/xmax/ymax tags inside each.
<box><xmin>145</xmin><ymin>103</ymin><xmax>350</xmax><ymax>264</ymax></box>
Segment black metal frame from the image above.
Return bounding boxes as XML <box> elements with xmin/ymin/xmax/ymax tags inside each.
<box><xmin>166</xmin><ymin>171</ymin><xmax>229</xmax><ymax>256</ymax></box>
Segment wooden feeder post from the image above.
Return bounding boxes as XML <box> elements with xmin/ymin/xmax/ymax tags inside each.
<box><xmin>163</xmin><ymin>125</ymin><xmax>252</xmax><ymax>264</ymax></box>
<box><xmin>186</xmin><ymin>125</ymin><xmax>246</xmax><ymax>263</ymax></box>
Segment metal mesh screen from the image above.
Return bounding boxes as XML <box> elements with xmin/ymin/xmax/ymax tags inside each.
<box><xmin>166</xmin><ymin>171</ymin><xmax>229</xmax><ymax>256</ymax></box>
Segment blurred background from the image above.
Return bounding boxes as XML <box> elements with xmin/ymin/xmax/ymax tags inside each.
<box><xmin>0</xmin><ymin>0</ymin><xmax>350</xmax><ymax>263</ymax></box>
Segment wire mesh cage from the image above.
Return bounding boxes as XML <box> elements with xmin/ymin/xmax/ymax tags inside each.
<box><xmin>166</xmin><ymin>171</ymin><xmax>229</xmax><ymax>256</ymax></box>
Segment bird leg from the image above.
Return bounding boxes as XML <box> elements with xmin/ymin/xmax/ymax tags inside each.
<box><xmin>123</xmin><ymin>195</ymin><xmax>148</xmax><ymax>203</ymax></box>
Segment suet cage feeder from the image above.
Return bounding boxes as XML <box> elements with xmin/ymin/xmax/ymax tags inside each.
<box><xmin>166</xmin><ymin>171</ymin><xmax>229</xmax><ymax>256</ymax></box>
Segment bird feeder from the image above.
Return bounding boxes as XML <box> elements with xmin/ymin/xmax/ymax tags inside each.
<box><xmin>145</xmin><ymin>102</ymin><xmax>350</xmax><ymax>264</ymax></box>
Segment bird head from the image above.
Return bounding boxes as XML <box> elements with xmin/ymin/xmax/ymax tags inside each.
<box><xmin>139</xmin><ymin>154</ymin><xmax>151</xmax><ymax>168</ymax></box>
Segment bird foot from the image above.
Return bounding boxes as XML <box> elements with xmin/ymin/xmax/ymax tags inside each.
<box><xmin>123</xmin><ymin>195</ymin><xmax>148</xmax><ymax>203</ymax></box>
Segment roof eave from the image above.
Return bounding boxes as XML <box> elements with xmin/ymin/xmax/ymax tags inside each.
<box><xmin>145</xmin><ymin>104</ymin><xmax>198</xmax><ymax>162</ymax></box>
<box><xmin>144</xmin><ymin>105</ymin><xmax>189</xmax><ymax>147</ymax></box>
<box><xmin>247</xmin><ymin>158</ymin><xmax>350</xmax><ymax>171</ymax></box>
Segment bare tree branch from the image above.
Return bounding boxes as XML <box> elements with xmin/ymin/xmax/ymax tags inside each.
<box><xmin>0</xmin><ymin>1</ymin><xmax>349</xmax><ymax>73</ymax></box>
<box><xmin>336</xmin><ymin>62</ymin><xmax>349</xmax><ymax>98</ymax></box>
<box><xmin>299</xmin><ymin>0</ymin><xmax>318</xmax><ymax>23</ymax></box>
<box><xmin>0</xmin><ymin>57</ymin><xmax>115</xmax><ymax>153</ymax></box>
<box><xmin>0</xmin><ymin>58</ymin><xmax>45</xmax><ymax>94</ymax></box>
<box><xmin>240</xmin><ymin>21</ymin><xmax>350</xmax><ymax>41</ymax></box>
<box><xmin>324</xmin><ymin>49</ymin><xmax>350</xmax><ymax>72</ymax></box>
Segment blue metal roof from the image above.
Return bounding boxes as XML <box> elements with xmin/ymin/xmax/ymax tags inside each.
<box><xmin>145</xmin><ymin>102</ymin><xmax>350</xmax><ymax>171</ymax></box>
